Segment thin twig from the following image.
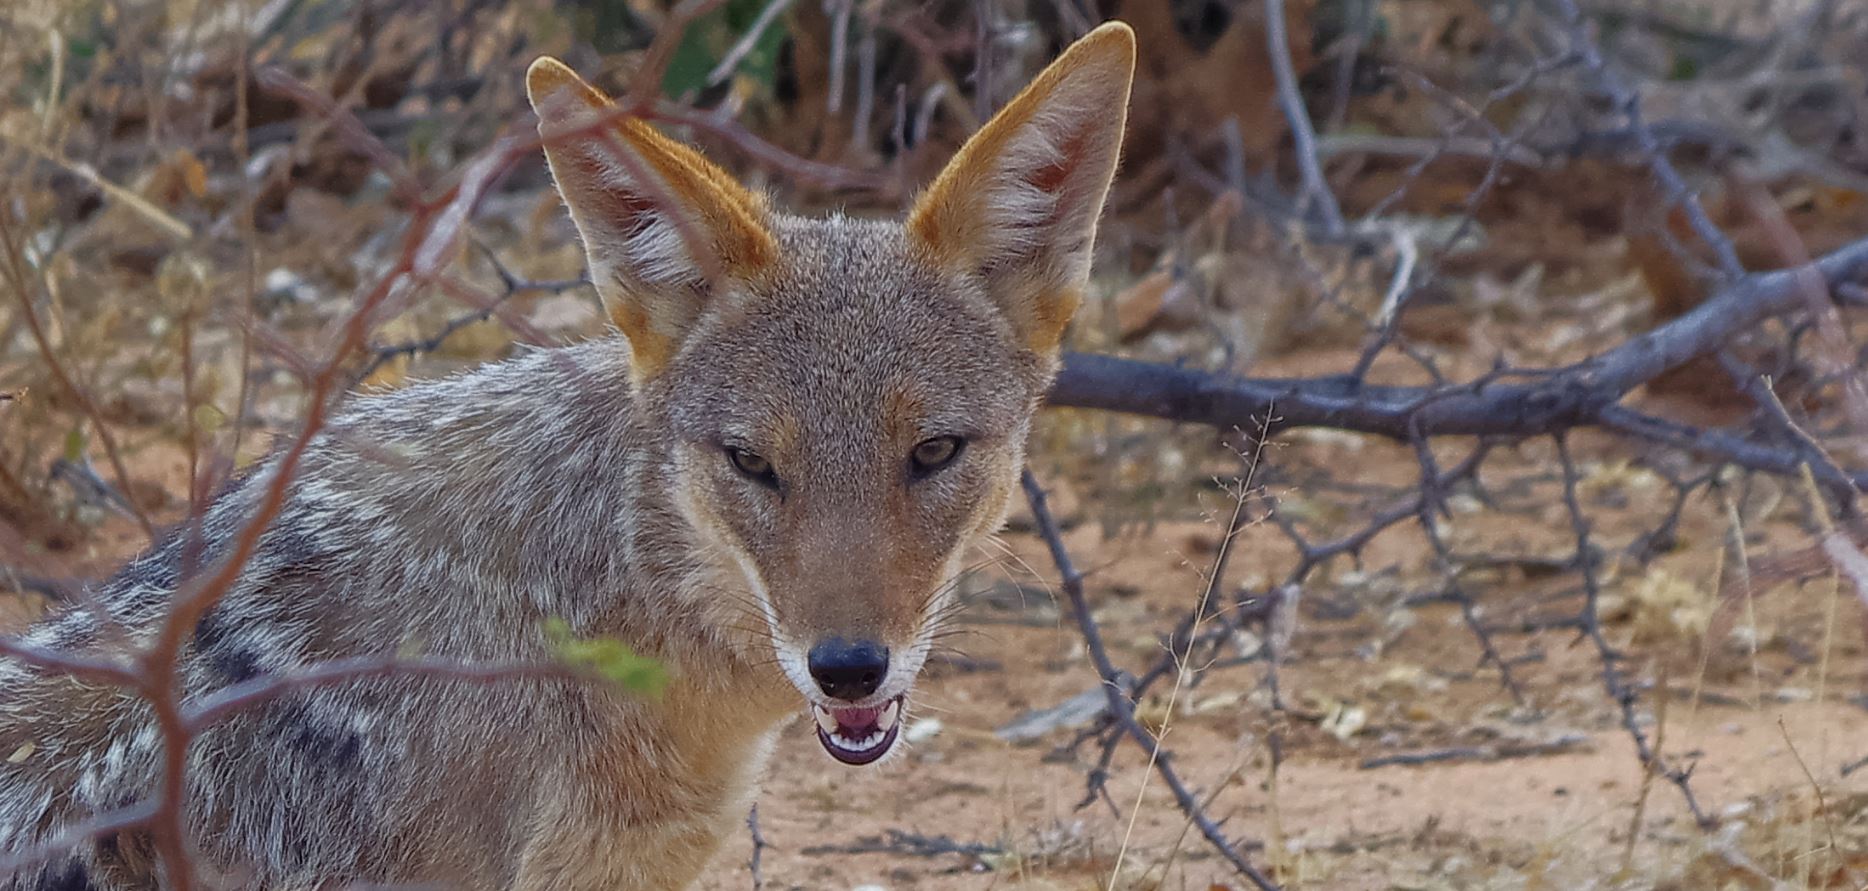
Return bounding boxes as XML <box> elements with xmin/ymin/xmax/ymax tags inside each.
<box><xmin>1359</xmin><ymin>734</ymin><xmax>1588</xmax><ymax>769</ymax></box>
<box><xmin>746</xmin><ymin>804</ymin><xmax>767</xmax><ymax>891</ymax></box>
<box><xmin>0</xmin><ymin>800</ymin><xmax>159</xmax><ymax>878</ymax></box>
<box><xmin>182</xmin><ymin>657</ymin><xmax>591</xmax><ymax>731</ymax></box>
<box><xmin>1264</xmin><ymin>0</ymin><xmax>1344</xmax><ymax>234</ymax></box>
<box><xmin>705</xmin><ymin>0</ymin><xmax>798</xmax><ymax>87</ymax></box>
<box><xmin>0</xmin><ymin>212</ymin><xmax>157</xmax><ymax>539</ymax></box>
<box><xmin>1547</xmin><ymin>0</ymin><xmax>1743</xmax><ymax>278</ymax></box>
<box><xmin>1556</xmin><ymin>434</ymin><xmax>1714</xmax><ymax>829</ymax></box>
<box><xmin>1020</xmin><ymin>471</ymin><xmax>1280</xmax><ymax>891</ymax></box>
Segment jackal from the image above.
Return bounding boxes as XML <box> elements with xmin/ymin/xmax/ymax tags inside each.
<box><xmin>0</xmin><ymin>21</ymin><xmax>1134</xmax><ymax>891</ymax></box>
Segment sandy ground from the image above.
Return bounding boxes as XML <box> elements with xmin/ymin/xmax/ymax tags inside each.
<box><xmin>690</xmin><ymin>512</ymin><xmax>1868</xmax><ymax>890</ymax></box>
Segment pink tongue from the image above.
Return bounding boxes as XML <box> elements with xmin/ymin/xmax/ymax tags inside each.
<box><xmin>832</xmin><ymin>706</ymin><xmax>882</xmax><ymax>737</ymax></box>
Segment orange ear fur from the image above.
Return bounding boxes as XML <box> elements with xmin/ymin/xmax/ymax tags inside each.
<box><xmin>527</xmin><ymin>57</ymin><xmax>778</xmax><ymax>381</ymax></box>
<box><xmin>907</xmin><ymin>22</ymin><xmax>1136</xmax><ymax>356</ymax></box>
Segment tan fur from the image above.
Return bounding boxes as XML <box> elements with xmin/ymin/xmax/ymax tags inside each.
<box><xmin>908</xmin><ymin>23</ymin><xmax>1134</xmax><ymax>355</ymax></box>
<box><xmin>0</xmin><ymin>23</ymin><xmax>1134</xmax><ymax>891</ymax></box>
<box><xmin>528</xmin><ymin>56</ymin><xmax>782</xmax><ymax>381</ymax></box>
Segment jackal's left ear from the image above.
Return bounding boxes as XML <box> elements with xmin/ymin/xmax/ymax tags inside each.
<box><xmin>527</xmin><ymin>57</ymin><xmax>778</xmax><ymax>382</ymax></box>
<box><xmin>907</xmin><ymin>22</ymin><xmax>1135</xmax><ymax>357</ymax></box>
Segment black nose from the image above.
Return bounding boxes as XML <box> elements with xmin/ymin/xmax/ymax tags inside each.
<box><xmin>807</xmin><ymin>638</ymin><xmax>889</xmax><ymax>702</ymax></box>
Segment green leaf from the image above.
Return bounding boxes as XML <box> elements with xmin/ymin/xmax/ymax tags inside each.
<box><xmin>661</xmin><ymin>0</ymin><xmax>790</xmax><ymax>99</ymax></box>
<box><xmin>406</xmin><ymin>117</ymin><xmax>442</xmax><ymax>165</ymax></box>
<box><xmin>543</xmin><ymin>617</ymin><xmax>669</xmax><ymax>697</ymax></box>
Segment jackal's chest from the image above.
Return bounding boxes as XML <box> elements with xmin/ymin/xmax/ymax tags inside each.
<box><xmin>569</xmin><ymin>668</ymin><xmax>796</xmax><ymax>824</ymax></box>
<box><xmin>516</xmin><ymin>696</ymin><xmax>788</xmax><ymax>891</ymax></box>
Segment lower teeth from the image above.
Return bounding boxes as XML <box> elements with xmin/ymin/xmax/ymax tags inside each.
<box><xmin>836</xmin><ymin>731</ymin><xmax>883</xmax><ymax>751</ymax></box>
<box><xmin>813</xmin><ymin>699</ymin><xmax>907</xmax><ymax>754</ymax></box>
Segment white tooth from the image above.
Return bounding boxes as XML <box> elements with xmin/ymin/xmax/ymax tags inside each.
<box><xmin>814</xmin><ymin>706</ymin><xmax>837</xmax><ymax>735</ymax></box>
<box><xmin>877</xmin><ymin>700</ymin><xmax>900</xmax><ymax>732</ymax></box>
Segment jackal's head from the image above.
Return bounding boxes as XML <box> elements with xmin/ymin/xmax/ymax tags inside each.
<box><xmin>529</xmin><ymin>23</ymin><xmax>1133</xmax><ymax>765</ymax></box>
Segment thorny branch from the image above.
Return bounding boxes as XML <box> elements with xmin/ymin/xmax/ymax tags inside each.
<box><xmin>1547</xmin><ymin>0</ymin><xmax>1746</xmax><ymax>280</ymax></box>
<box><xmin>1407</xmin><ymin>431</ymin><xmax>1528</xmax><ymax>705</ymax></box>
<box><xmin>1022</xmin><ymin>471</ymin><xmax>1282</xmax><ymax>891</ymax></box>
<box><xmin>1556</xmin><ymin>434</ymin><xmax>1714</xmax><ymax>828</ymax></box>
<box><xmin>745</xmin><ymin>803</ymin><xmax>767</xmax><ymax>891</ymax></box>
<box><xmin>1046</xmin><ymin>199</ymin><xmax>1866</xmax><ymax>843</ymax></box>
<box><xmin>127</xmin><ymin>122</ymin><xmax>542</xmax><ymax>890</ymax></box>
<box><xmin>1262</xmin><ymin>0</ymin><xmax>1343</xmax><ymax>236</ymax></box>
<box><xmin>356</xmin><ymin>245</ymin><xmax>587</xmax><ymax>383</ymax></box>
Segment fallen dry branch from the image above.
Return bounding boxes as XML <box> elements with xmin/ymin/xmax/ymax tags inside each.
<box><xmin>800</xmin><ymin>828</ymin><xmax>1002</xmax><ymax>862</ymax></box>
<box><xmin>1357</xmin><ymin>733</ymin><xmax>1590</xmax><ymax>770</ymax></box>
<box><xmin>1051</xmin><ymin>233</ymin><xmax>1868</xmax><ymax>459</ymax></box>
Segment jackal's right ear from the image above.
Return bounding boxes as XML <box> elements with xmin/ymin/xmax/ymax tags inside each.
<box><xmin>527</xmin><ymin>57</ymin><xmax>778</xmax><ymax>382</ymax></box>
<box><xmin>907</xmin><ymin>22</ymin><xmax>1135</xmax><ymax>359</ymax></box>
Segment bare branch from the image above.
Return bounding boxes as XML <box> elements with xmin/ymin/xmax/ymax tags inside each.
<box><xmin>705</xmin><ymin>0</ymin><xmax>798</xmax><ymax>88</ymax></box>
<box><xmin>1264</xmin><ymin>0</ymin><xmax>1344</xmax><ymax>234</ymax></box>
<box><xmin>1020</xmin><ymin>470</ymin><xmax>1281</xmax><ymax>891</ymax></box>
<box><xmin>1555</xmin><ymin>434</ymin><xmax>1714</xmax><ymax>828</ymax></box>
<box><xmin>182</xmin><ymin>657</ymin><xmax>591</xmax><ymax>732</ymax></box>
<box><xmin>1050</xmin><ymin>234</ymin><xmax>1868</xmax><ymax>457</ymax></box>
<box><xmin>0</xmin><ymin>801</ymin><xmax>158</xmax><ymax>878</ymax></box>
<box><xmin>1546</xmin><ymin>0</ymin><xmax>1743</xmax><ymax>278</ymax></box>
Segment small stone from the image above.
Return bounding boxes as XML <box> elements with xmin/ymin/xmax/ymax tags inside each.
<box><xmin>904</xmin><ymin>718</ymin><xmax>943</xmax><ymax>744</ymax></box>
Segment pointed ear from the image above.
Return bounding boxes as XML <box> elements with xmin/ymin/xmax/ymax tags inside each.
<box><xmin>907</xmin><ymin>22</ymin><xmax>1135</xmax><ymax>357</ymax></box>
<box><xmin>527</xmin><ymin>57</ymin><xmax>778</xmax><ymax>382</ymax></box>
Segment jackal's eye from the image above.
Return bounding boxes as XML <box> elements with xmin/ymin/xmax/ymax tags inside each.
<box><xmin>727</xmin><ymin>448</ymin><xmax>778</xmax><ymax>487</ymax></box>
<box><xmin>909</xmin><ymin>436</ymin><xmax>965</xmax><ymax>476</ymax></box>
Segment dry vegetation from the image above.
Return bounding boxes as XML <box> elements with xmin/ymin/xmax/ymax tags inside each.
<box><xmin>4</xmin><ymin>0</ymin><xmax>1868</xmax><ymax>888</ymax></box>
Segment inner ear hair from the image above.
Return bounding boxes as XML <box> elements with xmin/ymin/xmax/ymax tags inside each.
<box><xmin>904</xmin><ymin>22</ymin><xmax>1136</xmax><ymax>356</ymax></box>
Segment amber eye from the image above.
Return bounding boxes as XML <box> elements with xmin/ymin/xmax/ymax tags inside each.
<box><xmin>909</xmin><ymin>436</ymin><xmax>965</xmax><ymax>476</ymax></box>
<box><xmin>727</xmin><ymin>448</ymin><xmax>778</xmax><ymax>487</ymax></box>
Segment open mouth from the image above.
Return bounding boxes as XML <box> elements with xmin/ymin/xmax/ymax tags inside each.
<box><xmin>811</xmin><ymin>695</ymin><xmax>904</xmax><ymax>765</ymax></box>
